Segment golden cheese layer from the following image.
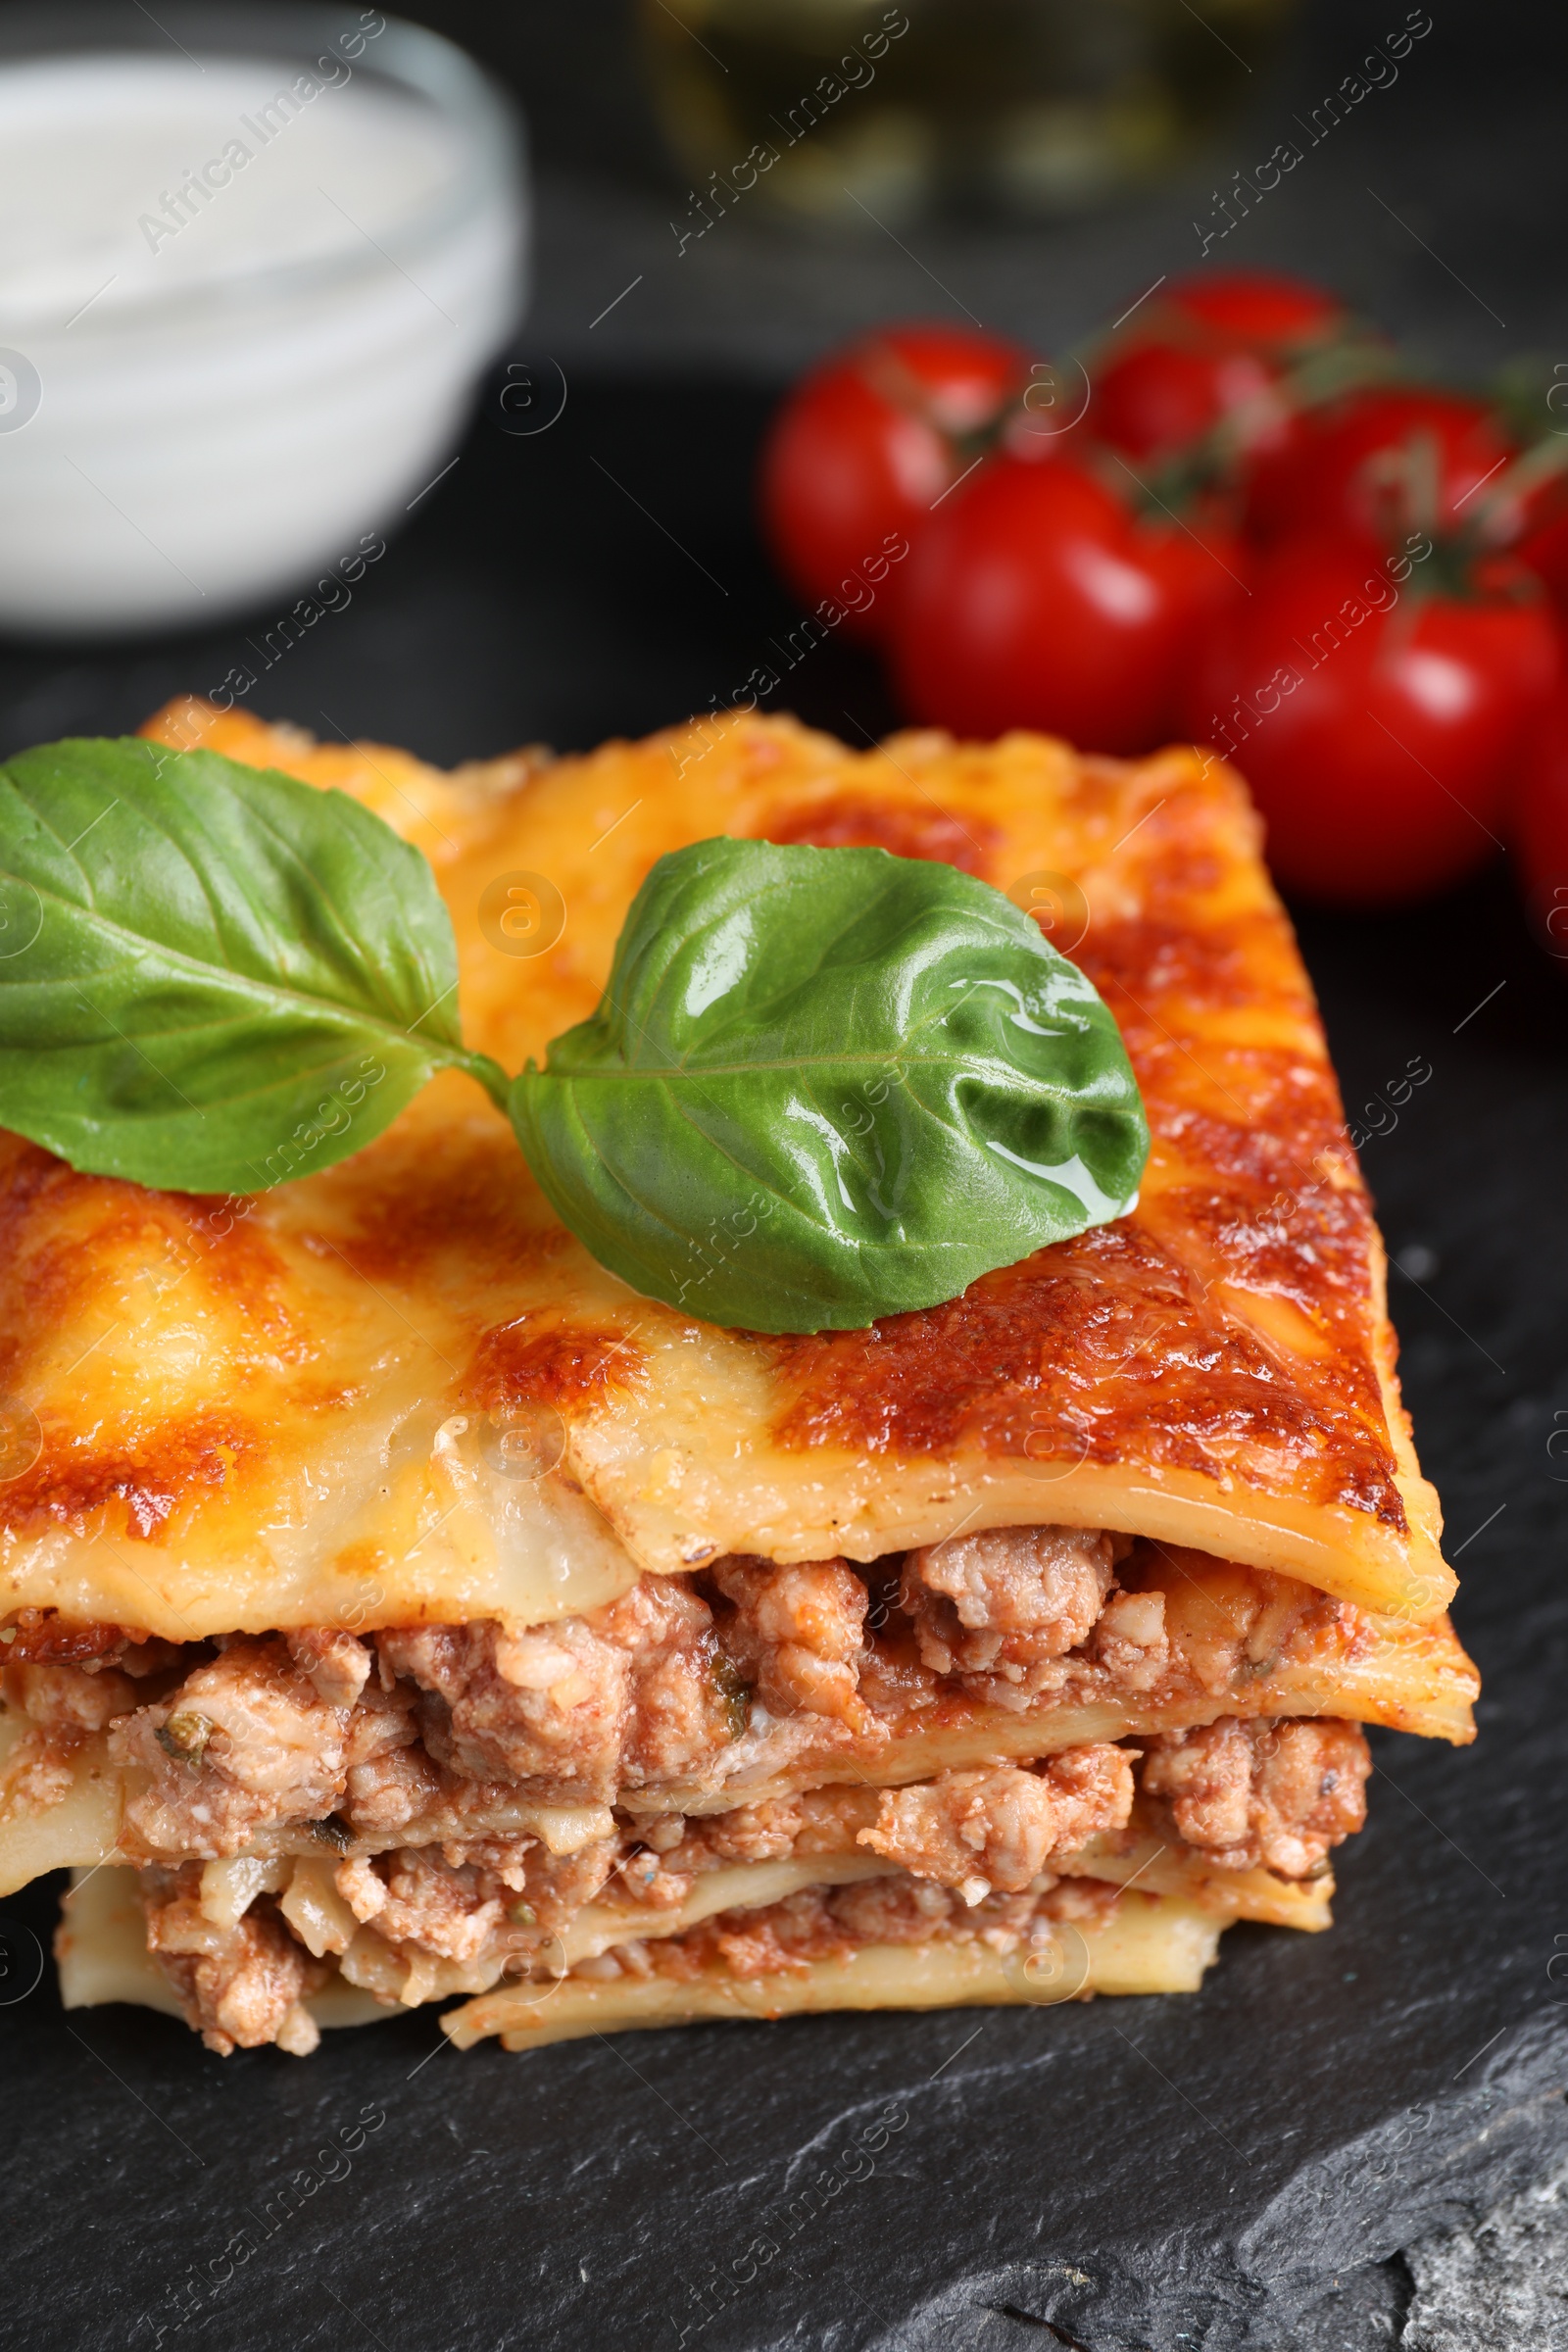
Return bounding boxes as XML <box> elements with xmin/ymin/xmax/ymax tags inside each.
<box><xmin>0</xmin><ymin>704</ymin><xmax>1453</xmax><ymax>1641</ymax></box>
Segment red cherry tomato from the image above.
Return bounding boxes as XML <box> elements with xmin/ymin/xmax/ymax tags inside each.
<box><xmin>886</xmin><ymin>450</ymin><xmax>1247</xmax><ymax>755</ymax></box>
<box><xmin>1509</xmin><ymin>483</ymin><xmax>1568</xmax><ymax>616</ymax></box>
<box><xmin>1181</xmin><ymin>537</ymin><xmax>1559</xmax><ymax>906</ymax></box>
<box><xmin>1244</xmin><ymin>386</ymin><xmax>1516</xmax><ymax>549</ymax></box>
<box><xmin>759</xmin><ymin>323</ymin><xmax>1035</xmax><ymax>640</ymax></box>
<box><xmin>1515</xmin><ymin>683</ymin><xmax>1568</xmax><ymax>960</ymax></box>
<box><xmin>1091</xmin><ymin>270</ymin><xmax>1348</xmax><ymax>466</ymax></box>
<box><xmin>1162</xmin><ymin>271</ymin><xmax>1346</xmax><ymax>345</ymax></box>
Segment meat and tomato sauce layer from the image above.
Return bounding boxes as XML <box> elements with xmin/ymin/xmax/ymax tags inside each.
<box><xmin>443</xmin><ymin>1884</ymin><xmax>1232</xmax><ymax>2051</ymax></box>
<box><xmin>118</xmin><ymin>1725</ymin><xmax>1369</xmax><ymax>2053</ymax></box>
<box><xmin>0</xmin><ymin>705</ymin><xmax>1455</xmax><ymax>1659</ymax></box>
<box><xmin>0</xmin><ymin>1531</ymin><xmax>1473</xmax><ymax>1887</ymax></box>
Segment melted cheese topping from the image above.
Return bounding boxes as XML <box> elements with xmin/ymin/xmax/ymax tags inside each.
<box><xmin>0</xmin><ymin>705</ymin><xmax>1454</xmax><ymax>1639</ymax></box>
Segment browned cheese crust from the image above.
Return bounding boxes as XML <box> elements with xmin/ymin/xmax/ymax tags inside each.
<box><xmin>0</xmin><ymin>704</ymin><xmax>1455</xmax><ymax>1643</ymax></box>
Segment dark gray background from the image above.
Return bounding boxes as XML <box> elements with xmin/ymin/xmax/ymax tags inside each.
<box><xmin>435</xmin><ymin>0</ymin><xmax>1568</xmax><ymax>382</ymax></box>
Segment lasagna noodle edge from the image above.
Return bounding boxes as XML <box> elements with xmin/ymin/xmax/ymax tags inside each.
<box><xmin>448</xmin><ymin>1895</ymin><xmax>1231</xmax><ymax>2050</ymax></box>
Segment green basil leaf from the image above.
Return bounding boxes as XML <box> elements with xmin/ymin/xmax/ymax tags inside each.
<box><xmin>509</xmin><ymin>838</ymin><xmax>1149</xmax><ymax>1334</ymax></box>
<box><xmin>0</xmin><ymin>737</ymin><xmax>503</xmax><ymax>1193</ymax></box>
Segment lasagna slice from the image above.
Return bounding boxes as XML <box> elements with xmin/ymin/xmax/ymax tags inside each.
<box><xmin>0</xmin><ymin>703</ymin><xmax>1476</xmax><ymax>2055</ymax></box>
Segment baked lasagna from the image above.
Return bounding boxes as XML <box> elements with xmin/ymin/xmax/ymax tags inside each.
<box><xmin>2</xmin><ymin>703</ymin><xmax>1476</xmax><ymax>2055</ymax></box>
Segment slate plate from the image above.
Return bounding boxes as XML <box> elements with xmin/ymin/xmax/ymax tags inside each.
<box><xmin>2</xmin><ymin>388</ymin><xmax>1565</xmax><ymax>2352</ymax></box>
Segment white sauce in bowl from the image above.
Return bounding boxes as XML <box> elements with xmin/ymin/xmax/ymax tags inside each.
<box><xmin>0</xmin><ymin>23</ymin><xmax>525</xmax><ymax>635</ymax></box>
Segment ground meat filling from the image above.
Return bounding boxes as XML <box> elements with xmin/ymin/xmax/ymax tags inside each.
<box><xmin>128</xmin><ymin>1715</ymin><xmax>1367</xmax><ymax>2045</ymax></box>
<box><xmin>286</xmin><ymin>1628</ymin><xmax>372</xmax><ymax>1709</ymax></box>
<box><xmin>1141</xmin><ymin>1716</ymin><xmax>1371</xmax><ymax>1877</ymax></box>
<box><xmin>322</xmin><ymin>1834</ymin><xmax>610</xmax><ymax>1970</ymax></box>
<box><xmin>0</xmin><ymin>1642</ymin><xmax>175</xmax><ymax>1816</ymax></box>
<box><xmin>379</xmin><ymin>1575</ymin><xmax>738</xmax><ymax>1804</ymax></box>
<box><xmin>63</xmin><ymin>1556</ymin><xmax>887</xmax><ymax>1857</ymax></box>
<box><xmin>109</xmin><ymin>1638</ymin><xmax>416</xmax><ymax>1859</ymax></box>
<box><xmin>859</xmin><ymin>1749</ymin><xmax>1135</xmax><ymax>1903</ymax></box>
<box><xmin>1088</xmin><ymin>1590</ymin><xmax>1171</xmax><ymax>1692</ymax></box>
<box><xmin>140</xmin><ymin>1863</ymin><xmax>327</xmax><ymax>2055</ymax></box>
<box><xmin>709</xmin><ymin>1556</ymin><xmax>872</xmax><ymax>1732</ymax></box>
<box><xmin>903</xmin><ymin>1525</ymin><xmax>1129</xmax><ymax>1690</ymax></box>
<box><xmin>16</xmin><ymin>1532</ymin><xmax>1358</xmax><ymax>1851</ymax></box>
<box><xmin>369</xmin><ymin>1848</ymin><xmax>511</xmax><ymax>1964</ymax></box>
<box><xmin>633</xmin><ymin>1874</ymin><xmax>1127</xmax><ymax>1985</ymax></box>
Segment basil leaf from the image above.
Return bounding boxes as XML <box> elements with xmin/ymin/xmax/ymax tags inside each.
<box><xmin>510</xmin><ymin>838</ymin><xmax>1149</xmax><ymax>1334</ymax></box>
<box><xmin>0</xmin><ymin>743</ymin><xmax>1149</xmax><ymax>1336</ymax></box>
<box><xmin>0</xmin><ymin>737</ymin><xmax>502</xmax><ymax>1193</ymax></box>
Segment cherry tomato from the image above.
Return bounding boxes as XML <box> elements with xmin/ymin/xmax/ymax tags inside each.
<box><xmin>1514</xmin><ymin>682</ymin><xmax>1568</xmax><ymax>960</ymax></box>
<box><xmin>1244</xmin><ymin>386</ymin><xmax>1516</xmax><ymax>549</ymax></box>
<box><xmin>759</xmin><ymin>323</ymin><xmax>1035</xmax><ymax>639</ymax></box>
<box><xmin>1091</xmin><ymin>270</ymin><xmax>1348</xmax><ymax>466</ymax></box>
<box><xmin>1508</xmin><ymin>480</ymin><xmax>1568</xmax><ymax>616</ymax></box>
<box><xmin>886</xmin><ymin>450</ymin><xmax>1247</xmax><ymax>755</ymax></box>
<box><xmin>1159</xmin><ymin>271</ymin><xmax>1346</xmax><ymax>346</ymax></box>
<box><xmin>1181</xmin><ymin>536</ymin><xmax>1559</xmax><ymax>906</ymax></box>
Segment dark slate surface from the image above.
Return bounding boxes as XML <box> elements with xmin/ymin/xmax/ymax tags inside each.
<box><xmin>2</xmin><ymin>387</ymin><xmax>1567</xmax><ymax>2352</ymax></box>
<box><xmin>1402</xmin><ymin>2149</ymin><xmax>1568</xmax><ymax>2346</ymax></box>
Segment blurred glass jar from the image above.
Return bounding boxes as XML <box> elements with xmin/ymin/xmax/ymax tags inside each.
<box><xmin>0</xmin><ymin>4</ymin><xmax>525</xmax><ymax>638</ymax></box>
<box><xmin>638</xmin><ymin>0</ymin><xmax>1298</xmax><ymax>227</ymax></box>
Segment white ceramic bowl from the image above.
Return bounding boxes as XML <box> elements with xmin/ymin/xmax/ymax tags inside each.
<box><xmin>0</xmin><ymin>4</ymin><xmax>527</xmax><ymax>636</ymax></box>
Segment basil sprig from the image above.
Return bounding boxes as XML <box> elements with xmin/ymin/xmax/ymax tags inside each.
<box><xmin>0</xmin><ymin>738</ymin><xmax>1148</xmax><ymax>1333</ymax></box>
